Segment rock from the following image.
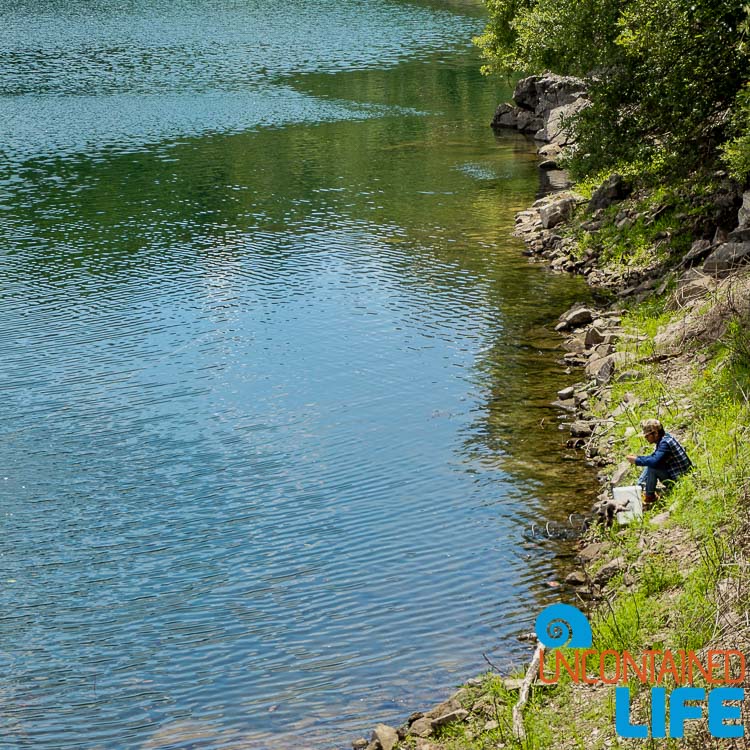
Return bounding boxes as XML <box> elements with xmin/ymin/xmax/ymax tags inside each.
<box><xmin>586</xmin><ymin>354</ymin><xmax>616</xmax><ymax>384</ymax></box>
<box><xmin>540</xmin><ymin>197</ymin><xmax>576</xmax><ymax>229</ymax></box>
<box><xmin>514</xmin><ymin>73</ymin><xmax>588</xmax><ymax>116</ymax></box>
<box><xmin>516</xmin><ymin>110</ymin><xmax>544</xmax><ymax>133</ymax></box>
<box><xmin>738</xmin><ymin>190</ymin><xmax>750</xmax><ymax>227</ymax></box>
<box><xmin>491</xmin><ymin>102</ymin><xmax>518</xmax><ymax>129</ymax></box>
<box><xmin>415</xmin><ymin>740</ymin><xmax>437</xmax><ymax>750</ymax></box>
<box><xmin>589</xmin><ymin>173</ymin><xmax>633</xmax><ymax>212</ymax></box>
<box><xmin>539</xmin><ymin>159</ymin><xmax>559</xmax><ymax>170</ymax></box>
<box><xmin>565</xmin><ymin>570</ymin><xmax>587</xmax><ymax>586</ymax></box>
<box><xmin>536</xmin><ymin>98</ymin><xmax>589</xmax><ymax>145</ymax></box>
<box><xmin>353</xmin><ymin>739</ymin><xmax>369</xmax><ymax>750</ymax></box>
<box><xmin>668</xmin><ymin>269</ymin><xmax>717</xmax><ymax>309</ymax></box>
<box><xmin>538</xmin><ymin>143</ymin><xmax>562</xmax><ymax>158</ymax></box>
<box><xmin>584</xmin><ymin>327</ymin><xmax>606</xmax><ymax>348</ymax></box>
<box><xmin>552</xmin><ymin>398</ymin><xmax>577</xmax><ymax>412</ymax></box>
<box><xmin>425</xmin><ymin>697</ymin><xmax>461</xmax><ymax>719</ymax></box>
<box><xmin>611</xmin><ymin>460</ymin><xmax>632</xmax><ymax>485</ymax></box>
<box><xmin>703</xmin><ymin>242</ymin><xmax>750</xmax><ymax>277</ymax></box>
<box><xmin>578</xmin><ymin>541</ymin><xmax>606</xmax><ymax>563</ymax></box>
<box><xmin>593</xmin><ymin>556</ymin><xmax>626</xmax><ymax>586</ymax></box>
<box><xmin>431</xmin><ymin>709</ymin><xmax>469</xmax><ymax>728</ymax></box>
<box><xmin>556</xmin><ymin>306</ymin><xmax>594</xmax><ymax>331</ymax></box>
<box><xmin>616</xmin><ymin>369</ymin><xmax>639</xmax><ymax>382</ymax></box>
<box><xmin>409</xmin><ymin>718</ymin><xmax>434</xmax><ymax>738</ymax></box>
<box><xmin>570</xmin><ymin>420</ymin><xmax>594</xmax><ymax>437</ymax></box>
<box><xmin>372</xmin><ymin>724</ymin><xmax>399</xmax><ymax>750</ymax></box>
<box><xmin>682</xmin><ymin>239</ymin><xmax>712</xmax><ymax>267</ymax></box>
<box><xmin>484</xmin><ymin>720</ymin><xmax>499</xmax><ymax>732</ymax></box>
<box><xmin>592</xmin><ymin>342</ymin><xmax>615</xmax><ymax>358</ymax></box>
<box><xmin>557</xmin><ymin>386</ymin><xmax>575</xmax><ymax>400</ymax></box>
<box><xmin>502</xmin><ymin>678</ymin><xmax>525</xmax><ymax>691</ymax></box>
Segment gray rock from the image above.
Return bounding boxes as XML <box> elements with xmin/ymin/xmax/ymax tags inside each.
<box><xmin>557</xmin><ymin>386</ymin><xmax>575</xmax><ymax>400</ymax></box>
<box><xmin>668</xmin><ymin>269</ymin><xmax>717</xmax><ymax>309</ymax></box>
<box><xmin>502</xmin><ymin>678</ymin><xmax>525</xmax><ymax>691</ymax></box>
<box><xmin>556</xmin><ymin>306</ymin><xmax>594</xmax><ymax>331</ymax></box>
<box><xmin>538</xmin><ymin>143</ymin><xmax>562</xmax><ymax>158</ymax></box>
<box><xmin>372</xmin><ymin>724</ymin><xmax>399</xmax><ymax>750</ymax></box>
<box><xmin>738</xmin><ymin>190</ymin><xmax>750</xmax><ymax>227</ymax></box>
<box><xmin>570</xmin><ymin>420</ymin><xmax>593</xmax><ymax>437</ymax></box>
<box><xmin>540</xmin><ymin>197</ymin><xmax>576</xmax><ymax>229</ymax></box>
<box><xmin>516</xmin><ymin>110</ymin><xmax>544</xmax><ymax>133</ymax></box>
<box><xmin>563</xmin><ymin>335</ymin><xmax>586</xmax><ymax>353</ymax></box>
<box><xmin>586</xmin><ymin>354</ymin><xmax>616</xmax><ymax>384</ymax></box>
<box><xmin>491</xmin><ymin>103</ymin><xmax>518</xmax><ymax>129</ymax></box>
<box><xmin>552</xmin><ymin>398</ymin><xmax>577</xmax><ymax>412</ymax></box>
<box><xmin>703</xmin><ymin>242</ymin><xmax>750</xmax><ymax>277</ymax></box>
<box><xmin>728</xmin><ymin>227</ymin><xmax>750</xmax><ymax>242</ymax></box>
<box><xmin>353</xmin><ymin>739</ymin><xmax>369</xmax><ymax>750</ymax></box>
<box><xmin>593</xmin><ymin>556</ymin><xmax>626</xmax><ymax>586</ymax></box>
<box><xmin>616</xmin><ymin>369</ymin><xmax>640</xmax><ymax>382</ymax></box>
<box><xmin>409</xmin><ymin>718</ymin><xmax>434</xmax><ymax>738</ymax></box>
<box><xmin>650</xmin><ymin>511</ymin><xmax>670</xmax><ymax>527</ymax></box>
<box><xmin>513</xmin><ymin>73</ymin><xmax>587</xmax><ymax>116</ymax></box>
<box><xmin>538</xmin><ymin>98</ymin><xmax>589</xmax><ymax>145</ymax></box>
<box><xmin>431</xmin><ymin>709</ymin><xmax>469</xmax><ymax>728</ymax></box>
<box><xmin>584</xmin><ymin>327</ymin><xmax>606</xmax><ymax>348</ymax></box>
<box><xmin>589</xmin><ymin>173</ymin><xmax>633</xmax><ymax>212</ymax></box>
<box><xmin>565</xmin><ymin>570</ymin><xmax>587</xmax><ymax>586</ymax></box>
<box><xmin>578</xmin><ymin>542</ymin><xmax>606</xmax><ymax>562</ymax></box>
<box><xmin>681</xmin><ymin>239</ymin><xmax>712</xmax><ymax>267</ymax></box>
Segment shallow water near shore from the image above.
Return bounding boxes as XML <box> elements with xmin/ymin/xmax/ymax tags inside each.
<box><xmin>0</xmin><ymin>1</ymin><xmax>597</xmax><ymax>747</ymax></box>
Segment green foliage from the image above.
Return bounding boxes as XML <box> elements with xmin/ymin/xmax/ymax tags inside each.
<box><xmin>476</xmin><ymin>0</ymin><xmax>750</xmax><ymax>176</ymax></box>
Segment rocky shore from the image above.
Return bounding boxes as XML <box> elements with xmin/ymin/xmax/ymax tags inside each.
<box><xmin>345</xmin><ymin>75</ymin><xmax>750</xmax><ymax>750</ymax></box>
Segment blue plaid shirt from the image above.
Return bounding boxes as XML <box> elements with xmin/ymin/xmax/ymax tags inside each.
<box><xmin>635</xmin><ymin>432</ymin><xmax>692</xmax><ymax>480</ymax></box>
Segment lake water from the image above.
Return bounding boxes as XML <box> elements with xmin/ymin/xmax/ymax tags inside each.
<box><xmin>0</xmin><ymin>1</ymin><xmax>597</xmax><ymax>747</ymax></box>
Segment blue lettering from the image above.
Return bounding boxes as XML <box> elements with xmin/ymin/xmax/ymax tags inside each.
<box><xmin>708</xmin><ymin>688</ymin><xmax>745</xmax><ymax>738</ymax></box>
<box><xmin>615</xmin><ymin>687</ymin><xmax>648</xmax><ymax>738</ymax></box>
<box><xmin>651</xmin><ymin>687</ymin><xmax>667</xmax><ymax>738</ymax></box>
<box><xmin>669</xmin><ymin>687</ymin><xmax>705</xmax><ymax>738</ymax></box>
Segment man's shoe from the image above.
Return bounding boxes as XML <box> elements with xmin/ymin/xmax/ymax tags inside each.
<box><xmin>643</xmin><ymin>493</ymin><xmax>657</xmax><ymax>509</ymax></box>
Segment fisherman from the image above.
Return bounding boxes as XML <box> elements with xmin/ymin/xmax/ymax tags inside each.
<box><xmin>627</xmin><ymin>418</ymin><xmax>692</xmax><ymax>507</ymax></box>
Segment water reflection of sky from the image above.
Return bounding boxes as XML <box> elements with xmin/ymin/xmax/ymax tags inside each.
<box><xmin>0</xmin><ymin>2</ymin><xmax>597</xmax><ymax>749</ymax></box>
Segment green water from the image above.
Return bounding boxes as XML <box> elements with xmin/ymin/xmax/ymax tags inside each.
<box><xmin>0</xmin><ymin>1</ymin><xmax>597</xmax><ymax>747</ymax></box>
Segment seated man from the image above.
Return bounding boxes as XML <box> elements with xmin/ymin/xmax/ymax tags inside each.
<box><xmin>627</xmin><ymin>418</ymin><xmax>692</xmax><ymax>507</ymax></box>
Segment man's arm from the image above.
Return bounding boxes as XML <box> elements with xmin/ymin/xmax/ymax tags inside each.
<box><xmin>634</xmin><ymin>440</ymin><xmax>668</xmax><ymax>468</ymax></box>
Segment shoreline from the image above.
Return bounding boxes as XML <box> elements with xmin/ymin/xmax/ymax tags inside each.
<box><xmin>347</xmin><ymin>74</ymin><xmax>750</xmax><ymax>750</ymax></box>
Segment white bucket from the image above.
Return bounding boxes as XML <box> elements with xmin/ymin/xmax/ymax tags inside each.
<box><xmin>614</xmin><ymin>485</ymin><xmax>643</xmax><ymax>524</ymax></box>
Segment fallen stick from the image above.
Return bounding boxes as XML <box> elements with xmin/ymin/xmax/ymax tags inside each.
<box><xmin>512</xmin><ymin>641</ymin><xmax>544</xmax><ymax>741</ymax></box>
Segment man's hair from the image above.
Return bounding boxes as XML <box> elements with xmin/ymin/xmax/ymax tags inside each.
<box><xmin>641</xmin><ymin>418</ymin><xmax>665</xmax><ymax>437</ymax></box>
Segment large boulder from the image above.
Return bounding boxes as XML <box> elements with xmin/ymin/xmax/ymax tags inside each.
<box><xmin>490</xmin><ymin>102</ymin><xmax>518</xmax><ymax>129</ymax></box>
<box><xmin>513</xmin><ymin>73</ymin><xmax>588</xmax><ymax>115</ymax></box>
<box><xmin>703</xmin><ymin>242</ymin><xmax>750</xmax><ymax>277</ymax></box>
<box><xmin>539</xmin><ymin>196</ymin><xmax>576</xmax><ymax>228</ymax></box>
<box><xmin>535</xmin><ymin>98</ymin><xmax>590</xmax><ymax>146</ymax></box>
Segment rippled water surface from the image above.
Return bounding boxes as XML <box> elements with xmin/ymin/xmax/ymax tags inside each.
<box><xmin>0</xmin><ymin>1</ymin><xmax>597</xmax><ymax>748</ymax></box>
